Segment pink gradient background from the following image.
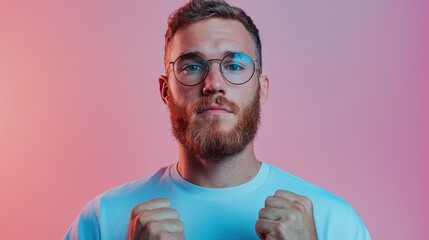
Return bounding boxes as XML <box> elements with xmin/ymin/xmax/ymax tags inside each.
<box><xmin>1</xmin><ymin>0</ymin><xmax>428</xmax><ymax>239</ymax></box>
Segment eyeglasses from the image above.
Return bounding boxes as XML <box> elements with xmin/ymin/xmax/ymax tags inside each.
<box><xmin>169</xmin><ymin>52</ymin><xmax>258</xmax><ymax>86</ymax></box>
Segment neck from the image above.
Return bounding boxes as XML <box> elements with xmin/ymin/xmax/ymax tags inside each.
<box><xmin>177</xmin><ymin>143</ymin><xmax>261</xmax><ymax>188</ymax></box>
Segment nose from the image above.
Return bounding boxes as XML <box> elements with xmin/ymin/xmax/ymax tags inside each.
<box><xmin>202</xmin><ymin>61</ymin><xmax>227</xmax><ymax>96</ymax></box>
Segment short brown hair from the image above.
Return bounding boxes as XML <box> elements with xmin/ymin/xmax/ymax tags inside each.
<box><xmin>164</xmin><ymin>0</ymin><xmax>262</xmax><ymax>71</ymax></box>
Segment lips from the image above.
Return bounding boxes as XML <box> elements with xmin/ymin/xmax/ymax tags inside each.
<box><xmin>197</xmin><ymin>104</ymin><xmax>233</xmax><ymax>114</ymax></box>
<box><xmin>194</xmin><ymin>96</ymin><xmax>238</xmax><ymax>115</ymax></box>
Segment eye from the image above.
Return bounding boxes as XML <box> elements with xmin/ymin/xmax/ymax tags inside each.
<box><xmin>223</xmin><ymin>62</ymin><xmax>245</xmax><ymax>71</ymax></box>
<box><xmin>180</xmin><ymin>63</ymin><xmax>205</xmax><ymax>74</ymax></box>
<box><xmin>185</xmin><ymin>64</ymin><xmax>202</xmax><ymax>71</ymax></box>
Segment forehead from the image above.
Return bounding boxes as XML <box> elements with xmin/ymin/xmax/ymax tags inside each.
<box><xmin>169</xmin><ymin>18</ymin><xmax>255</xmax><ymax>60</ymax></box>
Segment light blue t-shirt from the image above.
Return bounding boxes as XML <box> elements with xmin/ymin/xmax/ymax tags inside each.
<box><xmin>65</xmin><ymin>162</ymin><xmax>371</xmax><ymax>239</ymax></box>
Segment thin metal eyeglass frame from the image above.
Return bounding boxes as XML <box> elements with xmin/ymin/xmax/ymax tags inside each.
<box><xmin>168</xmin><ymin>52</ymin><xmax>259</xmax><ymax>87</ymax></box>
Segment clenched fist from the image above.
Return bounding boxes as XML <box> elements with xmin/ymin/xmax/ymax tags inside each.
<box><xmin>256</xmin><ymin>190</ymin><xmax>317</xmax><ymax>240</ymax></box>
<box><xmin>128</xmin><ymin>198</ymin><xmax>185</xmax><ymax>240</ymax></box>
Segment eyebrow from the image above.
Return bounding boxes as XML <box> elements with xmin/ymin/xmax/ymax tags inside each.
<box><xmin>174</xmin><ymin>50</ymin><xmax>242</xmax><ymax>59</ymax></box>
<box><xmin>178</xmin><ymin>50</ymin><xmax>204</xmax><ymax>56</ymax></box>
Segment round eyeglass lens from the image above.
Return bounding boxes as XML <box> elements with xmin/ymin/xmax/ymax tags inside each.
<box><xmin>173</xmin><ymin>54</ymin><xmax>208</xmax><ymax>86</ymax></box>
<box><xmin>221</xmin><ymin>52</ymin><xmax>255</xmax><ymax>85</ymax></box>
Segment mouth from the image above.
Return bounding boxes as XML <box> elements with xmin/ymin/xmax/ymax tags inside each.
<box><xmin>197</xmin><ymin>104</ymin><xmax>233</xmax><ymax>114</ymax></box>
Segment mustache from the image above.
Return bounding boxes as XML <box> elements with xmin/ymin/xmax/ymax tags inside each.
<box><xmin>193</xmin><ymin>96</ymin><xmax>239</xmax><ymax>114</ymax></box>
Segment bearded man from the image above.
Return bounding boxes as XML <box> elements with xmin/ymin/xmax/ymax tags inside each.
<box><xmin>65</xmin><ymin>1</ymin><xmax>371</xmax><ymax>239</ymax></box>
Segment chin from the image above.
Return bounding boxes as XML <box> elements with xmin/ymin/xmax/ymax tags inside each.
<box><xmin>196</xmin><ymin>117</ymin><xmax>237</xmax><ymax>132</ymax></box>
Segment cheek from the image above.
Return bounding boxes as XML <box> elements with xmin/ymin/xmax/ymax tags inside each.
<box><xmin>168</xmin><ymin>83</ymin><xmax>201</xmax><ymax>106</ymax></box>
<box><xmin>236</xmin><ymin>84</ymin><xmax>260</xmax><ymax>106</ymax></box>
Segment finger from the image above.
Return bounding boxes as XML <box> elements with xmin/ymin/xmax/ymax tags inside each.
<box><xmin>158</xmin><ymin>231</ymin><xmax>185</xmax><ymax>240</ymax></box>
<box><xmin>258</xmin><ymin>207</ymin><xmax>286</xmax><ymax>221</ymax></box>
<box><xmin>131</xmin><ymin>209</ymin><xmax>182</xmax><ymax>239</ymax></box>
<box><xmin>137</xmin><ymin>208</ymin><xmax>180</xmax><ymax>227</ymax></box>
<box><xmin>265</xmin><ymin>196</ymin><xmax>295</xmax><ymax>209</ymax></box>
<box><xmin>143</xmin><ymin>219</ymin><xmax>185</xmax><ymax>236</ymax></box>
<box><xmin>255</xmin><ymin>219</ymin><xmax>282</xmax><ymax>239</ymax></box>
<box><xmin>131</xmin><ymin>198</ymin><xmax>171</xmax><ymax>217</ymax></box>
<box><xmin>274</xmin><ymin>190</ymin><xmax>302</xmax><ymax>201</ymax></box>
<box><xmin>273</xmin><ymin>190</ymin><xmax>313</xmax><ymax>212</ymax></box>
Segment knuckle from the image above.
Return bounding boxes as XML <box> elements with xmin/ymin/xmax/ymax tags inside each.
<box><xmin>275</xmin><ymin>189</ymin><xmax>286</xmax><ymax>196</ymax></box>
<box><xmin>272</xmin><ymin>221</ymin><xmax>289</xmax><ymax>236</ymax></box>
<box><xmin>137</xmin><ymin>213</ymin><xmax>147</xmax><ymax>225</ymax></box>
<box><xmin>264</xmin><ymin>196</ymin><xmax>274</xmax><ymax>206</ymax></box>
<box><xmin>158</xmin><ymin>232</ymin><xmax>170</xmax><ymax>239</ymax></box>
<box><xmin>174</xmin><ymin>234</ymin><xmax>185</xmax><ymax>240</ymax></box>
<box><xmin>273</xmin><ymin>221</ymin><xmax>285</xmax><ymax>232</ymax></box>
<box><xmin>303</xmin><ymin>197</ymin><xmax>313</xmax><ymax>208</ymax></box>
<box><xmin>130</xmin><ymin>205</ymin><xmax>140</xmax><ymax>217</ymax></box>
<box><xmin>179</xmin><ymin>220</ymin><xmax>185</xmax><ymax>228</ymax></box>
<box><xmin>144</xmin><ymin>220</ymin><xmax>160</xmax><ymax>232</ymax></box>
<box><xmin>258</xmin><ymin>208</ymin><xmax>265</xmax><ymax>218</ymax></box>
<box><xmin>170</xmin><ymin>209</ymin><xmax>180</xmax><ymax>219</ymax></box>
<box><xmin>288</xmin><ymin>210</ymin><xmax>300</xmax><ymax>221</ymax></box>
<box><xmin>294</xmin><ymin>201</ymin><xmax>306</xmax><ymax>213</ymax></box>
<box><xmin>157</xmin><ymin>198</ymin><xmax>170</xmax><ymax>205</ymax></box>
<box><xmin>254</xmin><ymin>219</ymin><xmax>264</xmax><ymax>231</ymax></box>
<box><xmin>297</xmin><ymin>196</ymin><xmax>313</xmax><ymax>211</ymax></box>
<box><xmin>298</xmin><ymin>195</ymin><xmax>311</xmax><ymax>204</ymax></box>
<box><xmin>176</xmin><ymin>220</ymin><xmax>185</xmax><ymax>231</ymax></box>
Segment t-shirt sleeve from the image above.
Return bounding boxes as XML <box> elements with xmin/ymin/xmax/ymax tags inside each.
<box><xmin>64</xmin><ymin>199</ymin><xmax>101</xmax><ymax>240</ymax></box>
<box><xmin>351</xmin><ymin>210</ymin><xmax>371</xmax><ymax>240</ymax></box>
<box><xmin>335</xmin><ymin>204</ymin><xmax>372</xmax><ymax>240</ymax></box>
<box><xmin>315</xmin><ymin>197</ymin><xmax>372</xmax><ymax>240</ymax></box>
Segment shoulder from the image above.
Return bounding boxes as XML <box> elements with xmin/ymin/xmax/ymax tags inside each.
<box><xmin>266</xmin><ymin>164</ymin><xmax>344</xmax><ymax>202</ymax></box>
<box><xmin>65</xmin><ymin>165</ymin><xmax>174</xmax><ymax>239</ymax></box>
<box><xmin>100</xmin><ymin>166</ymin><xmax>170</xmax><ymax>198</ymax></box>
<box><xmin>65</xmin><ymin>199</ymin><xmax>101</xmax><ymax>240</ymax></box>
<box><xmin>77</xmin><ymin>165</ymin><xmax>174</xmax><ymax>220</ymax></box>
<box><xmin>264</xmin><ymin>163</ymin><xmax>371</xmax><ymax>239</ymax></box>
<box><xmin>265</xmin><ymin>164</ymin><xmax>335</xmax><ymax>197</ymax></box>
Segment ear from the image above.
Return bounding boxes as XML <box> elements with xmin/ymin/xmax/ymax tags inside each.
<box><xmin>258</xmin><ymin>75</ymin><xmax>269</xmax><ymax>103</ymax></box>
<box><xmin>159</xmin><ymin>75</ymin><xmax>170</xmax><ymax>105</ymax></box>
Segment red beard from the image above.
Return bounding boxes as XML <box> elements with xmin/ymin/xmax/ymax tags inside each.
<box><xmin>168</xmin><ymin>88</ymin><xmax>261</xmax><ymax>161</ymax></box>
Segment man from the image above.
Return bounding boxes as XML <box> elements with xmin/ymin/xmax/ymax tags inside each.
<box><xmin>65</xmin><ymin>0</ymin><xmax>371</xmax><ymax>239</ymax></box>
